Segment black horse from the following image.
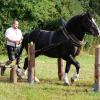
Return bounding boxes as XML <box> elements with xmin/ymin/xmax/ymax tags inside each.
<box><xmin>18</xmin><ymin>12</ymin><xmax>100</xmax><ymax>85</ymax></box>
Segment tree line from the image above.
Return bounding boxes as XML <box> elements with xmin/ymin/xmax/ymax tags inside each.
<box><xmin>0</xmin><ymin>0</ymin><xmax>100</xmax><ymax>54</ymax></box>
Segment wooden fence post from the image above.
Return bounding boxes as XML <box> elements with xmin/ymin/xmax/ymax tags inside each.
<box><xmin>10</xmin><ymin>65</ymin><xmax>17</xmax><ymax>83</ymax></box>
<box><xmin>28</xmin><ymin>42</ymin><xmax>35</xmax><ymax>83</ymax></box>
<box><xmin>57</xmin><ymin>58</ymin><xmax>64</xmax><ymax>80</ymax></box>
<box><xmin>94</xmin><ymin>45</ymin><xmax>100</xmax><ymax>91</ymax></box>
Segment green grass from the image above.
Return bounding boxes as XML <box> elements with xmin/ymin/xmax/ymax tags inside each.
<box><xmin>0</xmin><ymin>52</ymin><xmax>100</xmax><ymax>100</ymax></box>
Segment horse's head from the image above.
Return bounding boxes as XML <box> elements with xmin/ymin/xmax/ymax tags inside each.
<box><xmin>82</xmin><ymin>12</ymin><xmax>100</xmax><ymax>36</ymax></box>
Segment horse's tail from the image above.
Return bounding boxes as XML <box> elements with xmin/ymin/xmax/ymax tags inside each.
<box><xmin>18</xmin><ymin>33</ymin><xmax>29</xmax><ymax>58</ymax></box>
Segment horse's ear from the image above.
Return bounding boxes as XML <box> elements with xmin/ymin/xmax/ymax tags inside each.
<box><xmin>86</xmin><ymin>10</ymin><xmax>92</xmax><ymax>19</ymax></box>
<box><xmin>86</xmin><ymin>10</ymin><xmax>95</xmax><ymax>19</ymax></box>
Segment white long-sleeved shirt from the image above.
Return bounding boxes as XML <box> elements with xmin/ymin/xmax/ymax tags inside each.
<box><xmin>5</xmin><ymin>27</ymin><xmax>23</xmax><ymax>47</ymax></box>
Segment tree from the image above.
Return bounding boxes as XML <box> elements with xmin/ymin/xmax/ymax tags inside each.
<box><xmin>89</xmin><ymin>0</ymin><xmax>100</xmax><ymax>15</ymax></box>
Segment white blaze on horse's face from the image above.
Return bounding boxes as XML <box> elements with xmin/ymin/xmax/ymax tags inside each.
<box><xmin>92</xmin><ymin>18</ymin><xmax>100</xmax><ymax>36</ymax></box>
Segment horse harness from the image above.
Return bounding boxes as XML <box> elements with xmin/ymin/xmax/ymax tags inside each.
<box><xmin>34</xmin><ymin>30</ymin><xmax>66</xmax><ymax>53</ymax></box>
<box><xmin>61</xmin><ymin>21</ymin><xmax>85</xmax><ymax>56</ymax></box>
<box><xmin>30</xmin><ymin>24</ymin><xmax>84</xmax><ymax>55</ymax></box>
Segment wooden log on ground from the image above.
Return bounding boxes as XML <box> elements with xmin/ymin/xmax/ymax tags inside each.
<box><xmin>0</xmin><ymin>60</ymin><xmax>16</xmax><ymax>68</ymax></box>
<box><xmin>0</xmin><ymin>60</ymin><xmax>17</xmax><ymax>83</ymax></box>
<box><xmin>28</xmin><ymin>42</ymin><xmax>35</xmax><ymax>83</ymax></box>
<box><xmin>57</xmin><ymin>58</ymin><xmax>64</xmax><ymax>80</ymax></box>
<box><xmin>0</xmin><ymin>60</ymin><xmax>16</xmax><ymax>76</ymax></box>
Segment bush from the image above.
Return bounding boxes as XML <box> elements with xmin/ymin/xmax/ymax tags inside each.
<box><xmin>0</xmin><ymin>0</ymin><xmax>100</xmax><ymax>54</ymax></box>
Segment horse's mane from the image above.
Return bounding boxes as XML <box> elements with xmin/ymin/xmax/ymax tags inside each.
<box><xmin>67</xmin><ymin>14</ymin><xmax>83</xmax><ymax>25</ymax></box>
<box><xmin>66</xmin><ymin>12</ymin><xmax>89</xmax><ymax>26</ymax></box>
<box><xmin>65</xmin><ymin>13</ymin><xmax>86</xmax><ymax>34</ymax></box>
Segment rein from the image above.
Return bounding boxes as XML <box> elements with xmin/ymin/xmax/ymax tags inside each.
<box><xmin>32</xmin><ymin>30</ymin><xmax>65</xmax><ymax>54</ymax></box>
<box><xmin>35</xmin><ymin>40</ymin><xmax>66</xmax><ymax>53</ymax></box>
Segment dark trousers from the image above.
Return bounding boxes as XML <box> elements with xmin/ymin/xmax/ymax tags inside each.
<box><xmin>6</xmin><ymin>45</ymin><xmax>21</xmax><ymax>68</ymax></box>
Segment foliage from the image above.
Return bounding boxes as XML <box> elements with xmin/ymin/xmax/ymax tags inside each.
<box><xmin>0</xmin><ymin>0</ymin><xmax>100</xmax><ymax>53</ymax></box>
<box><xmin>89</xmin><ymin>0</ymin><xmax>100</xmax><ymax>15</ymax></box>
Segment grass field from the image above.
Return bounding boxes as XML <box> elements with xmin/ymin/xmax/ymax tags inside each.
<box><xmin>0</xmin><ymin>52</ymin><xmax>100</xmax><ymax>100</ymax></box>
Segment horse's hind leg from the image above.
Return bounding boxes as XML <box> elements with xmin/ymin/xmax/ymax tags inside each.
<box><xmin>23</xmin><ymin>57</ymin><xmax>28</xmax><ymax>71</ymax></box>
<box><xmin>21</xmin><ymin>57</ymin><xmax>39</xmax><ymax>82</ymax></box>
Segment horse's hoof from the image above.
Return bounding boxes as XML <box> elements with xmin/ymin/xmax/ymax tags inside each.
<box><xmin>64</xmin><ymin>82</ymin><xmax>70</xmax><ymax>86</ymax></box>
<box><xmin>34</xmin><ymin>77</ymin><xmax>40</xmax><ymax>83</ymax></box>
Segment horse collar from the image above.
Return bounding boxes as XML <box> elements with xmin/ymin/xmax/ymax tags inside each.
<box><xmin>61</xmin><ymin>27</ymin><xmax>84</xmax><ymax>47</ymax></box>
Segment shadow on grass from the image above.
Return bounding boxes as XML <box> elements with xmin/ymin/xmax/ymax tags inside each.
<box><xmin>0</xmin><ymin>76</ymin><xmax>28</xmax><ymax>84</ymax></box>
<box><xmin>0</xmin><ymin>76</ymin><xmax>94</xmax><ymax>94</ymax></box>
<box><xmin>39</xmin><ymin>78</ymin><xmax>63</xmax><ymax>85</ymax></box>
<box><xmin>39</xmin><ymin>78</ymin><xmax>93</xmax><ymax>87</ymax></box>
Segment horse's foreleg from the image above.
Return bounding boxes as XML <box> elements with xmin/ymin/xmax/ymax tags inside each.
<box><xmin>64</xmin><ymin>62</ymin><xmax>71</xmax><ymax>85</ymax></box>
<box><xmin>69</xmin><ymin>55</ymin><xmax>80</xmax><ymax>83</ymax></box>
